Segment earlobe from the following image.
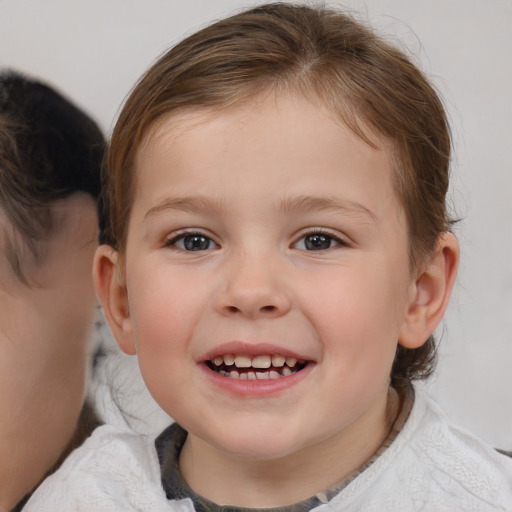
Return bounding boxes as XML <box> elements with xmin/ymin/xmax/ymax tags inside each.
<box><xmin>93</xmin><ymin>245</ymin><xmax>136</xmax><ymax>355</ymax></box>
<box><xmin>399</xmin><ymin>232</ymin><xmax>459</xmax><ymax>349</ymax></box>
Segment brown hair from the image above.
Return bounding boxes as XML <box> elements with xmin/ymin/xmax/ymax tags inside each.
<box><xmin>105</xmin><ymin>3</ymin><xmax>453</xmax><ymax>385</ymax></box>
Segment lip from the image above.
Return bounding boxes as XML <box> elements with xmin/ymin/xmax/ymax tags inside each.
<box><xmin>198</xmin><ymin>341</ymin><xmax>315</xmax><ymax>398</ymax></box>
<box><xmin>199</xmin><ymin>360</ymin><xmax>314</xmax><ymax>397</ymax></box>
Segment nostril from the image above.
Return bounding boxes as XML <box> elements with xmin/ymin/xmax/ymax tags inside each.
<box><xmin>223</xmin><ymin>304</ymin><xmax>278</xmax><ymax>316</ymax></box>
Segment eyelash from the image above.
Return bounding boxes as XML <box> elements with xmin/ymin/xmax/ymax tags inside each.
<box><xmin>292</xmin><ymin>229</ymin><xmax>348</xmax><ymax>251</ymax></box>
<box><xmin>163</xmin><ymin>228</ymin><xmax>348</xmax><ymax>252</ymax></box>
<box><xmin>164</xmin><ymin>231</ymin><xmax>218</xmax><ymax>252</ymax></box>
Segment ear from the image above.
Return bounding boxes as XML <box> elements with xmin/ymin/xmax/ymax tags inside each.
<box><xmin>93</xmin><ymin>245</ymin><xmax>136</xmax><ymax>355</ymax></box>
<box><xmin>399</xmin><ymin>232</ymin><xmax>459</xmax><ymax>349</ymax></box>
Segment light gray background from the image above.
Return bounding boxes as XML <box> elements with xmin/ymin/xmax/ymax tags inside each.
<box><xmin>1</xmin><ymin>0</ymin><xmax>510</xmax><ymax>448</ymax></box>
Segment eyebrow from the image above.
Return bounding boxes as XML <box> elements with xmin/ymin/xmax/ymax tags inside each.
<box><xmin>144</xmin><ymin>194</ymin><xmax>376</xmax><ymax>223</ymax></box>
<box><xmin>279</xmin><ymin>195</ymin><xmax>376</xmax><ymax>222</ymax></box>
<box><xmin>144</xmin><ymin>196</ymin><xmax>228</xmax><ymax>220</ymax></box>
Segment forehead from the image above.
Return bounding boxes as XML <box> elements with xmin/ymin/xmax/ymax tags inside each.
<box><xmin>143</xmin><ymin>87</ymin><xmax>385</xmax><ymax>148</ymax></box>
<box><xmin>134</xmin><ymin>93</ymin><xmax>397</xmax><ymax>206</ymax></box>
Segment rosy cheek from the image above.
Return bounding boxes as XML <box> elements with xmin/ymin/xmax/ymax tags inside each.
<box><xmin>131</xmin><ymin>286</ymin><xmax>185</xmax><ymax>348</ymax></box>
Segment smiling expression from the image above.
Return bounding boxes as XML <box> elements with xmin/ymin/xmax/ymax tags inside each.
<box><xmin>114</xmin><ymin>92</ymin><xmax>419</xmax><ymax>462</ymax></box>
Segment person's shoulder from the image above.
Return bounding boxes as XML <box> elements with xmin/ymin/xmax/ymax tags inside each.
<box><xmin>385</xmin><ymin>386</ymin><xmax>512</xmax><ymax>509</ymax></box>
<box><xmin>55</xmin><ymin>423</ymin><xmax>159</xmax><ymax>474</ymax></box>
<box><xmin>326</xmin><ymin>385</ymin><xmax>512</xmax><ymax>511</ymax></box>
<box><xmin>410</xmin><ymin>387</ymin><xmax>512</xmax><ymax>476</ymax></box>
<box><xmin>23</xmin><ymin>424</ymin><xmax>191</xmax><ymax>512</ymax></box>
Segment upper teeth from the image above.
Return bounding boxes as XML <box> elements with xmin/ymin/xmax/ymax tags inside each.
<box><xmin>211</xmin><ymin>354</ymin><xmax>299</xmax><ymax>369</ymax></box>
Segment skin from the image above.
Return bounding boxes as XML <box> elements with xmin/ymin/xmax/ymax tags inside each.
<box><xmin>0</xmin><ymin>193</ymin><xmax>98</xmax><ymax>511</ymax></box>
<box><xmin>96</xmin><ymin>92</ymin><xmax>458</xmax><ymax>507</ymax></box>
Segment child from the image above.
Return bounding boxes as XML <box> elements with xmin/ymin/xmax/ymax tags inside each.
<box><xmin>0</xmin><ymin>70</ymin><xmax>104</xmax><ymax>511</ymax></box>
<box><xmin>25</xmin><ymin>3</ymin><xmax>512</xmax><ymax>511</ymax></box>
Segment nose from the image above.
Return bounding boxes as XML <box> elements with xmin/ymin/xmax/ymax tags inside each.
<box><xmin>214</xmin><ymin>252</ymin><xmax>292</xmax><ymax>319</ymax></box>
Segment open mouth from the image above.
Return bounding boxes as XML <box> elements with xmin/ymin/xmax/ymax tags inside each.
<box><xmin>205</xmin><ymin>354</ymin><xmax>308</xmax><ymax>380</ymax></box>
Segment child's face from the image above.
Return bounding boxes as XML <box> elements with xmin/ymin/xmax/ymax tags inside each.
<box><xmin>120</xmin><ymin>93</ymin><xmax>419</xmax><ymax>461</ymax></box>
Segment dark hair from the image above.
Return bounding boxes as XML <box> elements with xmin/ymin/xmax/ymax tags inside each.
<box><xmin>104</xmin><ymin>3</ymin><xmax>453</xmax><ymax>385</ymax></box>
<box><xmin>0</xmin><ymin>70</ymin><xmax>105</xmax><ymax>281</ymax></box>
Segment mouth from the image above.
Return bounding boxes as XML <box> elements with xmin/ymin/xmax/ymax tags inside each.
<box><xmin>205</xmin><ymin>354</ymin><xmax>308</xmax><ymax>380</ymax></box>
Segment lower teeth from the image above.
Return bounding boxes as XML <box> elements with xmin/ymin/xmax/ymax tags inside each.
<box><xmin>218</xmin><ymin>366</ymin><xmax>296</xmax><ymax>380</ymax></box>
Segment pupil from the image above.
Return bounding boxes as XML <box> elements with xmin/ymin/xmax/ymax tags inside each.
<box><xmin>184</xmin><ymin>235</ymin><xmax>210</xmax><ymax>251</ymax></box>
<box><xmin>305</xmin><ymin>234</ymin><xmax>330</xmax><ymax>250</ymax></box>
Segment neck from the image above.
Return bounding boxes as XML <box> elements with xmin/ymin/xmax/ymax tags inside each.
<box><xmin>180</xmin><ymin>387</ymin><xmax>400</xmax><ymax>508</ymax></box>
<box><xmin>0</xmin><ymin>420</ymin><xmax>76</xmax><ymax>512</ymax></box>
<box><xmin>0</xmin><ymin>364</ymin><xmax>86</xmax><ymax>512</ymax></box>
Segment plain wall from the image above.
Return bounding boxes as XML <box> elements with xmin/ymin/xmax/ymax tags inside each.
<box><xmin>1</xmin><ymin>0</ymin><xmax>510</xmax><ymax>448</ymax></box>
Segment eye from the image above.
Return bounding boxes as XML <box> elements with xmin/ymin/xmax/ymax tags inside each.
<box><xmin>167</xmin><ymin>233</ymin><xmax>218</xmax><ymax>251</ymax></box>
<box><xmin>294</xmin><ymin>232</ymin><xmax>343</xmax><ymax>251</ymax></box>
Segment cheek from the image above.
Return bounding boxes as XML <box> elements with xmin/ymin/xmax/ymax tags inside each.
<box><xmin>127</xmin><ymin>262</ymin><xmax>207</xmax><ymax>356</ymax></box>
<box><xmin>127</xmin><ymin>272</ymin><xmax>205</xmax><ymax>413</ymax></box>
<box><xmin>307</xmin><ymin>265</ymin><xmax>407</xmax><ymax>357</ymax></box>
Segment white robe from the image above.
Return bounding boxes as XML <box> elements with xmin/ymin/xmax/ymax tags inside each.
<box><xmin>24</xmin><ymin>386</ymin><xmax>512</xmax><ymax>511</ymax></box>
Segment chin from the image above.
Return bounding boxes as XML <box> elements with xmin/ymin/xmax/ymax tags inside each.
<box><xmin>206</xmin><ymin>425</ymin><xmax>310</xmax><ymax>462</ymax></box>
